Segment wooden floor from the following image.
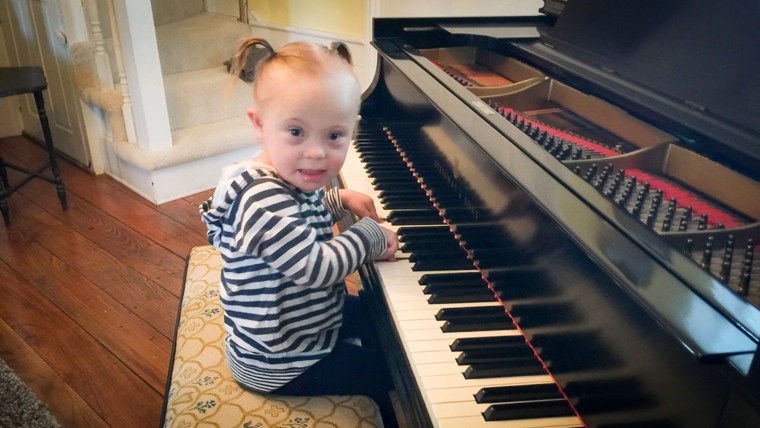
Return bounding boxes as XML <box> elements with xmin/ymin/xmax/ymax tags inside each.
<box><xmin>0</xmin><ymin>135</ymin><xmax>213</xmax><ymax>427</ymax></box>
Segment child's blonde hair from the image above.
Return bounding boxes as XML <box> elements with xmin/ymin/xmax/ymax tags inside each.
<box><xmin>229</xmin><ymin>37</ymin><xmax>357</xmax><ymax>104</ymax></box>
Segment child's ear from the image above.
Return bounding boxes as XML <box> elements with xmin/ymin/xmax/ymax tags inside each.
<box><xmin>247</xmin><ymin>108</ymin><xmax>264</xmax><ymax>139</ymax></box>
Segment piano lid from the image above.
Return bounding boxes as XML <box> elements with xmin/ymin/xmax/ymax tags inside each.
<box><xmin>515</xmin><ymin>0</ymin><xmax>760</xmax><ymax>175</ymax></box>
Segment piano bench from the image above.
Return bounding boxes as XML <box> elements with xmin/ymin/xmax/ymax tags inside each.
<box><xmin>161</xmin><ymin>245</ymin><xmax>383</xmax><ymax>428</ymax></box>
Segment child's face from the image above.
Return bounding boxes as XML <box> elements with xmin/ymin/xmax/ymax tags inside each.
<box><xmin>249</xmin><ymin>69</ymin><xmax>360</xmax><ymax>192</ymax></box>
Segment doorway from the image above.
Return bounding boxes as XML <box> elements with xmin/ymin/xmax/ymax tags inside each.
<box><xmin>1</xmin><ymin>0</ymin><xmax>91</xmax><ymax>168</ymax></box>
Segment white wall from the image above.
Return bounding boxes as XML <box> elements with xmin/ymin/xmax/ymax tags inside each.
<box><xmin>0</xmin><ymin>24</ymin><xmax>23</xmax><ymax>138</ymax></box>
<box><xmin>373</xmin><ymin>0</ymin><xmax>544</xmax><ymax>17</ymax></box>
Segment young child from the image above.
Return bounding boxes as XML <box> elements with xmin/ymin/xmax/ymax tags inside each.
<box><xmin>201</xmin><ymin>38</ymin><xmax>400</xmax><ymax>426</ymax></box>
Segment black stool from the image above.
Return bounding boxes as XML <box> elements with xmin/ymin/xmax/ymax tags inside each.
<box><xmin>0</xmin><ymin>66</ymin><xmax>68</xmax><ymax>226</ymax></box>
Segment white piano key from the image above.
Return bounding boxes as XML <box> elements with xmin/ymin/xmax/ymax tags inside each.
<box><xmin>417</xmin><ymin>373</ymin><xmax>551</xmax><ymax>390</ymax></box>
<box><xmin>437</xmin><ymin>415</ymin><xmax>584</xmax><ymax>428</ymax></box>
<box><xmin>425</xmin><ymin>381</ymin><xmax>554</xmax><ymax>404</ymax></box>
<box><xmin>409</xmin><ymin>350</ymin><xmax>457</xmax><ymax>365</ymax></box>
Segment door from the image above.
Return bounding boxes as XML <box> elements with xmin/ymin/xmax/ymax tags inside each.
<box><xmin>1</xmin><ymin>0</ymin><xmax>91</xmax><ymax>167</ymax></box>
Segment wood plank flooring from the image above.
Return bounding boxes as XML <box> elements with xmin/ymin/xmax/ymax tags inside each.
<box><xmin>0</xmin><ymin>135</ymin><xmax>213</xmax><ymax>427</ymax></box>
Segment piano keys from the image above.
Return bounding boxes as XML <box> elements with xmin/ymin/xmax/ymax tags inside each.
<box><xmin>338</xmin><ymin>1</ymin><xmax>760</xmax><ymax>426</ymax></box>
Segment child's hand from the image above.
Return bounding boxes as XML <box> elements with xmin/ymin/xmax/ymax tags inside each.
<box><xmin>339</xmin><ymin>189</ymin><xmax>381</xmax><ymax>222</ymax></box>
<box><xmin>376</xmin><ymin>226</ymin><xmax>399</xmax><ymax>261</ymax></box>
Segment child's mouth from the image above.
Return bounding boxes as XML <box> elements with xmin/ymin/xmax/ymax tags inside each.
<box><xmin>298</xmin><ymin>169</ymin><xmax>326</xmax><ymax>181</ymax></box>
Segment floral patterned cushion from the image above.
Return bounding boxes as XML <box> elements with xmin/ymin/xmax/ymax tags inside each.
<box><xmin>161</xmin><ymin>246</ymin><xmax>382</xmax><ymax>428</ymax></box>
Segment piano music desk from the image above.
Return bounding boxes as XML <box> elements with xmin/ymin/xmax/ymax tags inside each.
<box><xmin>161</xmin><ymin>245</ymin><xmax>383</xmax><ymax>427</ymax></box>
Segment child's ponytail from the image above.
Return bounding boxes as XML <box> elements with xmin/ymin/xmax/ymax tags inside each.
<box><xmin>226</xmin><ymin>37</ymin><xmax>276</xmax><ymax>83</ymax></box>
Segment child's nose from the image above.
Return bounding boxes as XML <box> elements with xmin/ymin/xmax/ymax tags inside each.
<box><xmin>304</xmin><ymin>142</ymin><xmax>326</xmax><ymax>159</ymax></box>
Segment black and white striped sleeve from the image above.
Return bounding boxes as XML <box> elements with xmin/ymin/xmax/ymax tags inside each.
<box><xmin>231</xmin><ymin>180</ymin><xmax>387</xmax><ymax>288</ymax></box>
<box><xmin>323</xmin><ymin>187</ymin><xmax>349</xmax><ymax>221</ymax></box>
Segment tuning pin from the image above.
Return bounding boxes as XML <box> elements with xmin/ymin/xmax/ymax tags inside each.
<box><xmin>738</xmin><ymin>266</ymin><xmax>751</xmax><ymax>295</ymax></box>
<box><xmin>701</xmin><ymin>237</ymin><xmax>714</xmax><ymax>271</ymax></box>
<box><xmin>559</xmin><ymin>144</ymin><xmax>573</xmax><ymax>160</ymax></box>
<box><xmin>720</xmin><ymin>256</ymin><xmax>733</xmax><ymax>282</ymax></box>
<box><xmin>684</xmin><ymin>238</ymin><xmax>693</xmax><ymax>256</ymax></box>
<box><xmin>745</xmin><ymin>239</ymin><xmax>755</xmax><ymax>263</ymax></box>
<box><xmin>632</xmin><ymin>199</ymin><xmax>644</xmax><ymax>216</ymax></box>
<box><xmin>683</xmin><ymin>206</ymin><xmax>693</xmax><ymax>221</ymax></box>
<box><xmin>698</xmin><ymin>213</ymin><xmax>708</xmax><ymax>230</ymax></box>
<box><xmin>583</xmin><ymin>164</ymin><xmax>598</xmax><ymax>181</ymax></box>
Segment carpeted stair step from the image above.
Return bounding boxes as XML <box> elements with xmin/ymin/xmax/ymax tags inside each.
<box><xmin>156</xmin><ymin>12</ymin><xmax>250</xmax><ymax>75</ymax></box>
<box><xmin>163</xmin><ymin>66</ymin><xmax>252</xmax><ymax>131</ymax></box>
<box><xmin>151</xmin><ymin>0</ymin><xmax>204</xmax><ymax>26</ymax></box>
<box><xmin>115</xmin><ymin>115</ymin><xmax>258</xmax><ymax>171</ymax></box>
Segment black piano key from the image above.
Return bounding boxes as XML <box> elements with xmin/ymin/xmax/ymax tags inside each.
<box><xmin>418</xmin><ymin>271</ymin><xmax>483</xmax><ymax>286</ymax></box>
<box><xmin>440</xmin><ymin>315</ymin><xmax>514</xmax><ymax>333</ymax></box>
<box><xmin>387</xmin><ymin>209</ymin><xmax>442</xmax><ymax>225</ymax></box>
<box><xmin>397</xmin><ymin>225</ymin><xmax>452</xmax><ymax>240</ymax></box>
<box><xmin>435</xmin><ymin>305</ymin><xmax>506</xmax><ymax>320</ymax></box>
<box><xmin>422</xmin><ymin>281</ymin><xmax>491</xmax><ymax>295</ymax></box>
<box><xmin>463</xmin><ymin>359</ymin><xmax>545</xmax><ymax>378</ymax></box>
<box><xmin>370</xmin><ymin>177</ymin><xmax>416</xmax><ymax>187</ymax></box>
<box><xmin>456</xmin><ymin>346</ymin><xmax>537</xmax><ymax>365</ymax></box>
<box><xmin>404</xmin><ymin>244</ymin><xmax>466</xmax><ymax>257</ymax></box>
<box><xmin>410</xmin><ymin>257</ymin><xmax>474</xmax><ymax>271</ymax></box>
<box><xmin>400</xmin><ymin>240</ymin><xmax>461</xmax><ymax>253</ymax></box>
<box><xmin>483</xmin><ymin>398</ymin><xmax>574</xmax><ymax>421</ymax></box>
<box><xmin>372</xmin><ymin>181</ymin><xmax>418</xmax><ymax>191</ymax></box>
<box><xmin>475</xmin><ymin>383</ymin><xmax>562</xmax><ymax>404</ymax></box>
<box><xmin>365</xmin><ymin>164</ymin><xmax>413</xmax><ymax>174</ymax></box>
<box><xmin>427</xmin><ymin>291</ymin><xmax>495</xmax><ymax>304</ymax></box>
<box><xmin>450</xmin><ymin>335</ymin><xmax>527</xmax><ymax>352</ymax></box>
<box><xmin>380</xmin><ymin>198</ymin><xmax>432</xmax><ymax>210</ymax></box>
<box><xmin>377</xmin><ymin>188</ymin><xmax>427</xmax><ymax>199</ymax></box>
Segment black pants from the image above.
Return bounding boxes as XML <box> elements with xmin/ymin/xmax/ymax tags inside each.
<box><xmin>272</xmin><ymin>295</ymin><xmax>398</xmax><ymax>427</ymax></box>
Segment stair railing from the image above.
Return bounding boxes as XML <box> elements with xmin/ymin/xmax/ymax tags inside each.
<box><xmin>105</xmin><ymin>0</ymin><xmax>136</xmax><ymax>143</ymax></box>
<box><xmin>239</xmin><ymin>0</ymin><xmax>249</xmax><ymax>24</ymax></box>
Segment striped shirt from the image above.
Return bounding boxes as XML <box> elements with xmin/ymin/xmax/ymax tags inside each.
<box><xmin>200</xmin><ymin>161</ymin><xmax>386</xmax><ymax>392</ymax></box>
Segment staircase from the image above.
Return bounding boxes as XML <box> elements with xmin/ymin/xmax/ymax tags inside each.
<box><xmin>144</xmin><ymin>0</ymin><xmax>258</xmax><ymax>179</ymax></box>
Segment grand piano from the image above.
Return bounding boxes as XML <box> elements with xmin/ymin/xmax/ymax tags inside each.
<box><xmin>337</xmin><ymin>0</ymin><xmax>760</xmax><ymax>426</ymax></box>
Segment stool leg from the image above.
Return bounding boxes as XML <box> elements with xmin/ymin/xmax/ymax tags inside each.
<box><xmin>0</xmin><ymin>156</ymin><xmax>8</xmax><ymax>188</ymax></box>
<box><xmin>33</xmin><ymin>90</ymin><xmax>68</xmax><ymax>211</ymax></box>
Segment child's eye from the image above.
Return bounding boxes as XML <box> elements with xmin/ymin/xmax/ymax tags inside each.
<box><xmin>289</xmin><ymin>127</ymin><xmax>304</xmax><ymax>137</ymax></box>
<box><xmin>328</xmin><ymin>132</ymin><xmax>342</xmax><ymax>141</ymax></box>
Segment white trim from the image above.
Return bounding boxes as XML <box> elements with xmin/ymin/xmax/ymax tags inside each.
<box><xmin>249</xmin><ymin>21</ymin><xmax>364</xmax><ymax>45</ymax></box>
<box><xmin>111</xmin><ymin>0</ymin><xmax>171</xmax><ymax>151</ymax></box>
